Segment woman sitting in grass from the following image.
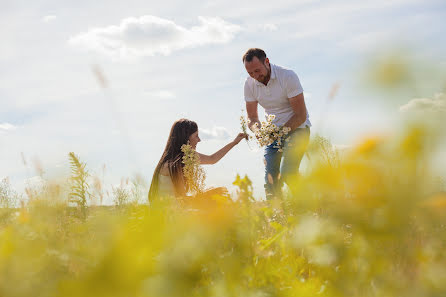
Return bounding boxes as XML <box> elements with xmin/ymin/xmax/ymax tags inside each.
<box><xmin>148</xmin><ymin>118</ymin><xmax>247</xmax><ymax>203</ymax></box>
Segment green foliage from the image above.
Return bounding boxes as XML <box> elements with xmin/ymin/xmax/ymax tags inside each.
<box><xmin>130</xmin><ymin>174</ymin><xmax>148</xmax><ymax>204</ymax></box>
<box><xmin>112</xmin><ymin>175</ymin><xmax>148</xmax><ymax>207</ymax></box>
<box><xmin>68</xmin><ymin>152</ymin><xmax>90</xmax><ymax>220</ymax></box>
<box><xmin>0</xmin><ymin>178</ymin><xmax>20</xmax><ymax>226</ymax></box>
<box><xmin>307</xmin><ymin>134</ymin><xmax>340</xmax><ymax>169</ymax></box>
<box><xmin>112</xmin><ymin>185</ymin><xmax>130</xmax><ymax>207</ymax></box>
<box><xmin>0</xmin><ymin>103</ymin><xmax>444</xmax><ymax>297</ymax></box>
<box><xmin>232</xmin><ymin>174</ymin><xmax>255</xmax><ymax>203</ymax></box>
<box><xmin>1</xmin><ymin>125</ymin><xmax>445</xmax><ymax>297</ymax></box>
<box><xmin>0</xmin><ymin>178</ymin><xmax>19</xmax><ymax>209</ymax></box>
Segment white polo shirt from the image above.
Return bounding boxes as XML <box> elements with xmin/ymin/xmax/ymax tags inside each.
<box><xmin>244</xmin><ymin>64</ymin><xmax>311</xmax><ymax>128</ymax></box>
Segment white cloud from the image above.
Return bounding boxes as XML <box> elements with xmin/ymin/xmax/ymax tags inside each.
<box><xmin>42</xmin><ymin>15</ymin><xmax>56</xmax><ymax>23</ymax></box>
<box><xmin>399</xmin><ymin>93</ymin><xmax>446</xmax><ymax>113</ymax></box>
<box><xmin>0</xmin><ymin>123</ymin><xmax>17</xmax><ymax>132</ymax></box>
<box><xmin>69</xmin><ymin>15</ymin><xmax>242</xmax><ymax>59</ymax></box>
<box><xmin>143</xmin><ymin>90</ymin><xmax>176</xmax><ymax>99</ymax></box>
<box><xmin>199</xmin><ymin>126</ymin><xmax>230</xmax><ymax>140</ymax></box>
<box><xmin>261</xmin><ymin>23</ymin><xmax>278</xmax><ymax>32</ymax></box>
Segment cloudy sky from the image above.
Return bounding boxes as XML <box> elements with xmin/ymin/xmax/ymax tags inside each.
<box><xmin>1</xmin><ymin>0</ymin><xmax>445</xmax><ymax>201</ymax></box>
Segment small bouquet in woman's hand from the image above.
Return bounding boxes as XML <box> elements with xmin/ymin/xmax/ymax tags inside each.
<box><xmin>248</xmin><ymin>114</ymin><xmax>291</xmax><ymax>152</ymax></box>
<box><xmin>240</xmin><ymin>115</ymin><xmax>254</xmax><ymax>148</ymax></box>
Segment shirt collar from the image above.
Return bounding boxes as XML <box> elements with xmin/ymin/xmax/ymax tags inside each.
<box><xmin>270</xmin><ymin>64</ymin><xmax>276</xmax><ymax>80</ymax></box>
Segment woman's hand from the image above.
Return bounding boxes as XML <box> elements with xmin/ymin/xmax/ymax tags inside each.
<box><xmin>233</xmin><ymin>133</ymin><xmax>249</xmax><ymax>145</ymax></box>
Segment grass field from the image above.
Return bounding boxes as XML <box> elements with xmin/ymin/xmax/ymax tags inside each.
<box><xmin>1</xmin><ymin>123</ymin><xmax>445</xmax><ymax>297</ymax></box>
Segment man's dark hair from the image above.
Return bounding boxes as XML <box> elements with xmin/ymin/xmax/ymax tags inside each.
<box><xmin>242</xmin><ymin>48</ymin><xmax>267</xmax><ymax>63</ymax></box>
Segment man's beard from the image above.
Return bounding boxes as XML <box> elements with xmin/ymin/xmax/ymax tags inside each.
<box><xmin>258</xmin><ymin>64</ymin><xmax>271</xmax><ymax>85</ymax></box>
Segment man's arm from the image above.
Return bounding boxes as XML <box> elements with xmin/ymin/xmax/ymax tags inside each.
<box><xmin>284</xmin><ymin>93</ymin><xmax>307</xmax><ymax>131</ymax></box>
<box><xmin>246</xmin><ymin>101</ymin><xmax>260</xmax><ymax>132</ymax></box>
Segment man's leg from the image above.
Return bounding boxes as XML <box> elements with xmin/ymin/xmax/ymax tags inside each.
<box><xmin>264</xmin><ymin>143</ymin><xmax>283</xmax><ymax>200</ymax></box>
<box><xmin>281</xmin><ymin>127</ymin><xmax>310</xmax><ymax>195</ymax></box>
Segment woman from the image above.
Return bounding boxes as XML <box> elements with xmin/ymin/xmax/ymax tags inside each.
<box><xmin>149</xmin><ymin>118</ymin><xmax>247</xmax><ymax>203</ymax></box>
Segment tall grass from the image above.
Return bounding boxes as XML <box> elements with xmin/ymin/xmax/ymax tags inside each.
<box><xmin>1</xmin><ymin>54</ymin><xmax>445</xmax><ymax>297</ymax></box>
<box><xmin>1</xmin><ymin>123</ymin><xmax>445</xmax><ymax>297</ymax></box>
<box><xmin>68</xmin><ymin>152</ymin><xmax>90</xmax><ymax>220</ymax></box>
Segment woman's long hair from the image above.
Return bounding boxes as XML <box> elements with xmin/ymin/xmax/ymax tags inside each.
<box><xmin>148</xmin><ymin>119</ymin><xmax>198</xmax><ymax>202</ymax></box>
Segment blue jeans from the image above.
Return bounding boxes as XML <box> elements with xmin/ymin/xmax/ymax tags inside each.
<box><xmin>264</xmin><ymin>126</ymin><xmax>310</xmax><ymax>199</ymax></box>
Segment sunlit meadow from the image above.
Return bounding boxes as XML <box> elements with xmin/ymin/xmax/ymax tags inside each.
<box><xmin>1</xmin><ymin>36</ymin><xmax>446</xmax><ymax>297</ymax></box>
<box><xmin>2</xmin><ymin>124</ymin><xmax>446</xmax><ymax>296</ymax></box>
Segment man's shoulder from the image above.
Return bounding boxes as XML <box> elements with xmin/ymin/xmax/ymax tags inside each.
<box><xmin>272</xmin><ymin>64</ymin><xmax>297</xmax><ymax>77</ymax></box>
<box><xmin>244</xmin><ymin>76</ymin><xmax>256</xmax><ymax>87</ymax></box>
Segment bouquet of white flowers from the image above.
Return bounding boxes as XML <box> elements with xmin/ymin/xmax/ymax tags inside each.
<box><xmin>181</xmin><ymin>143</ymin><xmax>206</xmax><ymax>195</ymax></box>
<box><xmin>241</xmin><ymin>114</ymin><xmax>291</xmax><ymax>152</ymax></box>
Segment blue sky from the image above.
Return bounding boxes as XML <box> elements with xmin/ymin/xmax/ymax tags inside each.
<box><xmin>1</xmin><ymin>0</ymin><xmax>445</xmax><ymax>201</ymax></box>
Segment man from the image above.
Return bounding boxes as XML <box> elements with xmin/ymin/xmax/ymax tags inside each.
<box><xmin>243</xmin><ymin>48</ymin><xmax>311</xmax><ymax>199</ymax></box>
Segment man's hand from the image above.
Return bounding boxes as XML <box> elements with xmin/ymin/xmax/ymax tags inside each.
<box><xmin>246</xmin><ymin>101</ymin><xmax>260</xmax><ymax>133</ymax></box>
<box><xmin>248</xmin><ymin>119</ymin><xmax>261</xmax><ymax>134</ymax></box>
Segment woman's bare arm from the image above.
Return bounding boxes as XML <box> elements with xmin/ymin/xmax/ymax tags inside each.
<box><xmin>197</xmin><ymin>133</ymin><xmax>247</xmax><ymax>165</ymax></box>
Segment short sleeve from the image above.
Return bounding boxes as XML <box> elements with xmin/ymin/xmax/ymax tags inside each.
<box><xmin>285</xmin><ymin>70</ymin><xmax>304</xmax><ymax>98</ymax></box>
<box><xmin>244</xmin><ymin>79</ymin><xmax>257</xmax><ymax>102</ymax></box>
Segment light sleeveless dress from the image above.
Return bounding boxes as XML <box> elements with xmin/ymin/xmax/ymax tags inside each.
<box><xmin>158</xmin><ymin>174</ymin><xmax>176</xmax><ymax>201</ymax></box>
